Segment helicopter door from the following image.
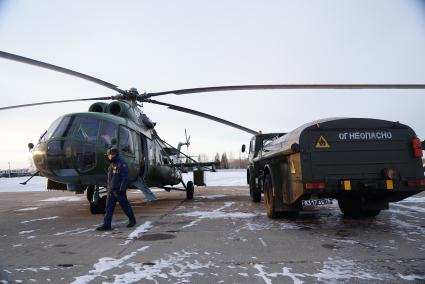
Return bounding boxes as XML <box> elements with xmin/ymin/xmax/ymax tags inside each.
<box><xmin>118</xmin><ymin>126</ymin><xmax>138</xmax><ymax>179</ymax></box>
<box><xmin>139</xmin><ymin>134</ymin><xmax>149</xmax><ymax>178</ymax></box>
<box><xmin>131</xmin><ymin>131</ymin><xmax>143</xmax><ymax>177</ymax></box>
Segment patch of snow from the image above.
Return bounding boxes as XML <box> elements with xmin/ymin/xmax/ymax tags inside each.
<box><xmin>331</xmin><ymin>239</ymin><xmax>359</xmax><ymax>245</ymax></box>
<box><xmin>120</xmin><ymin>222</ymin><xmax>153</xmax><ymax>245</ymax></box>
<box><xmin>178</xmin><ymin>202</ymin><xmax>255</xmax><ymax>230</ymax></box>
<box><xmin>258</xmin><ymin>237</ymin><xmax>267</xmax><ymax>247</ymax></box>
<box><xmin>196</xmin><ymin>195</ymin><xmax>226</xmax><ymax>200</ymax></box>
<box><xmin>54</xmin><ymin>227</ymin><xmax>95</xmax><ymax>236</ymax></box>
<box><xmin>254</xmin><ymin>264</ymin><xmax>305</xmax><ymax>284</ymax></box>
<box><xmin>399</xmin><ymin>196</ymin><xmax>425</xmax><ymax>203</ymax></box>
<box><xmin>27</xmin><ymin>236</ymin><xmax>36</xmax><ymax>239</ymax></box>
<box><xmin>178</xmin><ymin>204</ymin><xmax>255</xmax><ymax>220</ymax></box>
<box><xmin>16</xmin><ymin>207</ymin><xmax>40</xmax><ymax>212</ymax></box>
<box><xmin>391</xmin><ymin>216</ymin><xmax>425</xmax><ymax>235</ymax></box>
<box><xmin>310</xmin><ymin>257</ymin><xmax>390</xmax><ymax>282</ymax></box>
<box><xmin>21</xmin><ymin>216</ymin><xmax>59</xmax><ymax>224</ymax></box>
<box><xmin>392</xmin><ymin>203</ymin><xmax>425</xmax><ymax>213</ymax></box>
<box><xmin>397</xmin><ymin>273</ymin><xmax>425</xmax><ymax>281</ymax></box>
<box><xmin>71</xmin><ymin>246</ymin><xmax>149</xmax><ymax>284</ymax></box>
<box><xmin>39</xmin><ymin>197</ymin><xmax>81</xmax><ymax>202</ymax></box>
<box><xmin>111</xmin><ymin>250</ymin><xmax>214</xmax><ymax>284</ymax></box>
<box><xmin>388</xmin><ymin>208</ymin><xmax>421</xmax><ymax>219</ymax></box>
<box><xmin>12</xmin><ymin>244</ymin><xmax>23</xmax><ymax>247</ymax></box>
<box><xmin>181</xmin><ymin>219</ymin><xmax>201</xmax><ymax>229</ymax></box>
<box><xmin>18</xmin><ymin>230</ymin><xmax>35</xmax><ymax>235</ymax></box>
<box><xmin>15</xmin><ymin>267</ymin><xmax>51</xmax><ymax>272</ymax></box>
<box><xmin>0</xmin><ymin>280</ymin><xmax>8</xmax><ymax>284</ymax></box>
<box><xmin>70</xmin><ymin>228</ymin><xmax>95</xmax><ymax>235</ymax></box>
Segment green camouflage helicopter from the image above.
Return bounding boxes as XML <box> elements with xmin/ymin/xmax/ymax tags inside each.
<box><xmin>1</xmin><ymin>51</ymin><xmax>424</xmax><ymax>214</ymax></box>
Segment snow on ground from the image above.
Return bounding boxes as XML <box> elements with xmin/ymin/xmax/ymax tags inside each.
<box><xmin>39</xmin><ymin>196</ymin><xmax>82</xmax><ymax>202</ymax></box>
<box><xmin>0</xmin><ymin>176</ymin><xmax>46</xmax><ymax>192</ymax></box>
<box><xmin>0</xmin><ymin>169</ymin><xmax>247</xmax><ymax>193</ymax></box>
<box><xmin>182</xmin><ymin>169</ymin><xmax>246</xmax><ymax>186</ymax></box>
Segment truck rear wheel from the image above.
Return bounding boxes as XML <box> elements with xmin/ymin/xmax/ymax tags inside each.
<box><xmin>338</xmin><ymin>196</ymin><xmax>381</xmax><ymax>218</ymax></box>
<box><xmin>361</xmin><ymin>210</ymin><xmax>381</xmax><ymax>217</ymax></box>
<box><xmin>249</xmin><ymin>172</ymin><xmax>261</xmax><ymax>202</ymax></box>
<box><xmin>264</xmin><ymin>174</ymin><xmax>279</xmax><ymax>218</ymax></box>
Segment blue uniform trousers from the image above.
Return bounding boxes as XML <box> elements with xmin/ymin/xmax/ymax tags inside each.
<box><xmin>103</xmin><ymin>190</ymin><xmax>136</xmax><ymax>227</ymax></box>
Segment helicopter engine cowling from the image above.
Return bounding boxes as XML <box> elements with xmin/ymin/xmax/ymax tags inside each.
<box><xmin>88</xmin><ymin>102</ymin><xmax>108</xmax><ymax>113</ymax></box>
<box><xmin>107</xmin><ymin>101</ymin><xmax>130</xmax><ymax>118</ymax></box>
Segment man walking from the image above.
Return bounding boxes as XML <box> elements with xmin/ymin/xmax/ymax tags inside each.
<box><xmin>97</xmin><ymin>148</ymin><xmax>136</xmax><ymax>231</ymax></box>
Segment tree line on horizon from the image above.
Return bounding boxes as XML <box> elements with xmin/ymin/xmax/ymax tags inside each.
<box><xmin>213</xmin><ymin>152</ymin><xmax>250</xmax><ymax>169</ymax></box>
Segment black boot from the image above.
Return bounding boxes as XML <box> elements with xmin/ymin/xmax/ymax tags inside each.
<box><xmin>96</xmin><ymin>225</ymin><xmax>112</xmax><ymax>231</ymax></box>
<box><xmin>127</xmin><ymin>220</ymin><xmax>136</xmax><ymax>228</ymax></box>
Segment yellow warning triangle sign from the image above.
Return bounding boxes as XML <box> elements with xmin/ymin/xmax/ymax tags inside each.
<box><xmin>315</xmin><ymin>135</ymin><xmax>330</xmax><ymax>148</ymax></box>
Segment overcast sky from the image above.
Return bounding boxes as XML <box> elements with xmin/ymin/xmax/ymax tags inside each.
<box><xmin>0</xmin><ymin>0</ymin><xmax>425</xmax><ymax>169</ymax></box>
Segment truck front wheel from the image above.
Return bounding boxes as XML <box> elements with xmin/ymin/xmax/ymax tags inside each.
<box><xmin>249</xmin><ymin>171</ymin><xmax>261</xmax><ymax>202</ymax></box>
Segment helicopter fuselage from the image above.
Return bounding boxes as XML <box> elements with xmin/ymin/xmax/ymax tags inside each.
<box><xmin>31</xmin><ymin>101</ymin><xmax>182</xmax><ymax>191</ymax></box>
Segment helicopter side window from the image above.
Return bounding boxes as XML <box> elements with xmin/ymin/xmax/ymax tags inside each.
<box><xmin>99</xmin><ymin>120</ymin><xmax>117</xmax><ymax>147</ymax></box>
<box><xmin>75</xmin><ymin>118</ymin><xmax>100</xmax><ymax>143</ymax></box>
<box><xmin>250</xmin><ymin>139</ymin><xmax>256</xmax><ymax>155</ymax></box>
<box><xmin>119</xmin><ymin>126</ymin><xmax>134</xmax><ymax>156</ymax></box>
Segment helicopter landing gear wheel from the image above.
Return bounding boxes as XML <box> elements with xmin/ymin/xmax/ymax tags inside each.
<box><xmin>186</xmin><ymin>181</ymin><xmax>194</xmax><ymax>200</ymax></box>
<box><xmin>86</xmin><ymin>185</ymin><xmax>95</xmax><ymax>202</ymax></box>
<box><xmin>89</xmin><ymin>196</ymin><xmax>107</xmax><ymax>215</ymax></box>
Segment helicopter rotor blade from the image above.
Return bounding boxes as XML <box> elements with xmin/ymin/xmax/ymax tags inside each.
<box><xmin>145</xmin><ymin>99</ymin><xmax>258</xmax><ymax>135</ymax></box>
<box><xmin>0</xmin><ymin>51</ymin><xmax>127</xmax><ymax>95</ymax></box>
<box><xmin>0</xmin><ymin>97</ymin><xmax>114</xmax><ymax>111</ymax></box>
<box><xmin>144</xmin><ymin>84</ymin><xmax>425</xmax><ymax>98</ymax></box>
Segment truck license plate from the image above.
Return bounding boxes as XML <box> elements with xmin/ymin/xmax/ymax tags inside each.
<box><xmin>302</xmin><ymin>198</ymin><xmax>333</xmax><ymax>207</ymax></box>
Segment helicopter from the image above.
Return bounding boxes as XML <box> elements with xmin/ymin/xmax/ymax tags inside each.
<box><xmin>1</xmin><ymin>50</ymin><xmax>425</xmax><ymax>215</ymax></box>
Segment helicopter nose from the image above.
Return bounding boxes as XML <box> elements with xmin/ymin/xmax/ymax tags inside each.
<box><xmin>32</xmin><ymin>143</ymin><xmax>50</xmax><ymax>175</ymax></box>
<box><xmin>46</xmin><ymin>140</ymin><xmax>76</xmax><ymax>176</ymax></box>
<box><xmin>33</xmin><ymin>139</ymin><xmax>98</xmax><ymax>178</ymax></box>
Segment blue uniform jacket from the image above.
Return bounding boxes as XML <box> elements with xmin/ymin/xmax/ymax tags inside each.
<box><xmin>107</xmin><ymin>157</ymin><xmax>129</xmax><ymax>192</ymax></box>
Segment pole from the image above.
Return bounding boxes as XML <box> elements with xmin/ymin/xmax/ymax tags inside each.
<box><xmin>8</xmin><ymin>161</ymin><xmax>11</xmax><ymax>178</ymax></box>
<box><xmin>239</xmin><ymin>152</ymin><xmax>241</xmax><ymax>169</ymax></box>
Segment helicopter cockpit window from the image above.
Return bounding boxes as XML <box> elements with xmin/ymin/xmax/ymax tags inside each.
<box><xmin>40</xmin><ymin>117</ymin><xmax>62</xmax><ymax>142</ymax></box>
<box><xmin>119</xmin><ymin>126</ymin><xmax>134</xmax><ymax>155</ymax></box>
<box><xmin>74</xmin><ymin>118</ymin><xmax>100</xmax><ymax>143</ymax></box>
<box><xmin>52</xmin><ymin>116</ymin><xmax>77</xmax><ymax>139</ymax></box>
<box><xmin>99</xmin><ymin>121</ymin><xmax>117</xmax><ymax>147</ymax></box>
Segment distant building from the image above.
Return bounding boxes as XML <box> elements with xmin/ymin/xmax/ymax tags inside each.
<box><xmin>0</xmin><ymin>168</ymin><xmax>30</xmax><ymax>177</ymax></box>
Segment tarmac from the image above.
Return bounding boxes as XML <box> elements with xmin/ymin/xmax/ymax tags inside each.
<box><xmin>0</xmin><ymin>186</ymin><xmax>424</xmax><ymax>283</ymax></box>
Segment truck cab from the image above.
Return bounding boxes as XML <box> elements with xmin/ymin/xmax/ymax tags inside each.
<box><xmin>243</xmin><ymin>133</ymin><xmax>286</xmax><ymax>202</ymax></box>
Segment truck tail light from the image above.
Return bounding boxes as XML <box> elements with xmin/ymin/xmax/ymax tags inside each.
<box><xmin>305</xmin><ymin>182</ymin><xmax>326</xmax><ymax>190</ymax></box>
<box><xmin>407</xmin><ymin>179</ymin><xmax>425</xmax><ymax>187</ymax></box>
<box><xmin>411</xmin><ymin>138</ymin><xmax>423</xmax><ymax>158</ymax></box>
